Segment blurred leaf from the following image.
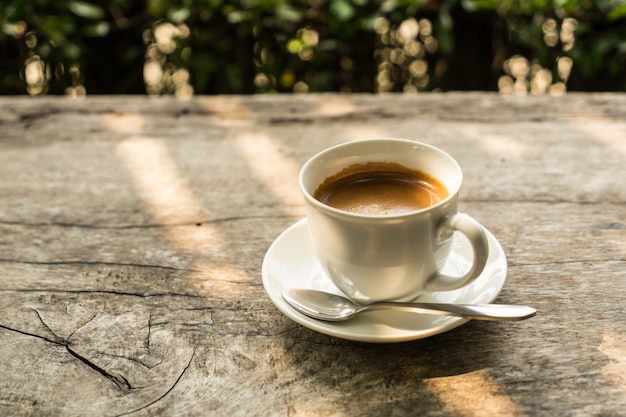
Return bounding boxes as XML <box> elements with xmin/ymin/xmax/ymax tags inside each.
<box><xmin>608</xmin><ymin>4</ymin><xmax>626</xmax><ymax>20</ymax></box>
<box><xmin>330</xmin><ymin>0</ymin><xmax>355</xmax><ymax>21</ymax></box>
<box><xmin>226</xmin><ymin>64</ymin><xmax>245</xmax><ymax>90</ymax></box>
<box><xmin>319</xmin><ymin>39</ymin><xmax>338</xmax><ymax>51</ymax></box>
<box><xmin>148</xmin><ymin>0</ymin><xmax>169</xmax><ymax>17</ymax></box>
<box><xmin>608</xmin><ymin>58</ymin><xmax>621</xmax><ymax>75</ymax></box>
<box><xmin>168</xmin><ymin>7</ymin><xmax>191</xmax><ymax>23</ymax></box>
<box><xmin>38</xmin><ymin>43</ymin><xmax>52</xmax><ymax>58</ymax></box>
<box><xmin>227</xmin><ymin>10</ymin><xmax>248</xmax><ymax>23</ymax></box>
<box><xmin>3</xmin><ymin>22</ymin><xmax>19</xmax><ymax>37</ymax></box>
<box><xmin>594</xmin><ymin>32</ymin><xmax>621</xmax><ymax>56</ymax></box>
<box><xmin>436</xmin><ymin>13</ymin><xmax>454</xmax><ymax>55</ymax></box>
<box><xmin>69</xmin><ymin>1</ymin><xmax>105</xmax><ymax>20</ymax></box>
<box><xmin>64</xmin><ymin>42</ymin><xmax>81</xmax><ymax>60</ymax></box>
<box><xmin>42</xmin><ymin>15</ymin><xmax>76</xmax><ymax>35</ymax></box>
<box><xmin>276</xmin><ymin>4</ymin><xmax>302</xmax><ymax>22</ymax></box>
<box><xmin>83</xmin><ymin>22</ymin><xmax>110</xmax><ymax>37</ymax></box>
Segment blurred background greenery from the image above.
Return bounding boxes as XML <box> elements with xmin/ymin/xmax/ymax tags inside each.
<box><xmin>1</xmin><ymin>0</ymin><xmax>625</xmax><ymax>96</ymax></box>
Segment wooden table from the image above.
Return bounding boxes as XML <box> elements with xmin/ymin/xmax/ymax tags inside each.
<box><xmin>1</xmin><ymin>93</ymin><xmax>625</xmax><ymax>416</ymax></box>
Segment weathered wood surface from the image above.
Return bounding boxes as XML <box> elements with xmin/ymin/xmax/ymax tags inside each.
<box><xmin>1</xmin><ymin>93</ymin><xmax>625</xmax><ymax>416</ymax></box>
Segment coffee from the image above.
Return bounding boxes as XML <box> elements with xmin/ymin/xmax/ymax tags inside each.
<box><xmin>313</xmin><ymin>161</ymin><xmax>449</xmax><ymax>215</ymax></box>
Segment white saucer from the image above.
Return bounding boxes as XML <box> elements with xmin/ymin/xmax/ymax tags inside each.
<box><xmin>262</xmin><ymin>218</ymin><xmax>507</xmax><ymax>343</ymax></box>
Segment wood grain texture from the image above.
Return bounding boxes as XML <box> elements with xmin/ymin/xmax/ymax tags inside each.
<box><xmin>1</xmin><ymin>93</ymin><xmax>625</xmax><ymax>416</ymax></box>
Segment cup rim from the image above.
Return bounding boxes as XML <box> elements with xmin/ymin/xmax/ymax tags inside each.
<box><xmin>299</xmin><ymin>138</ymin><xmax>463</xmax><ymax>219</ymax></box>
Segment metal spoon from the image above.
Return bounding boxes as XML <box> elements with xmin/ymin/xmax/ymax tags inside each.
<box><xmin>282</xmin><ymin>289</ymin><xmax>536</xmax><ymax>322</ymax></box>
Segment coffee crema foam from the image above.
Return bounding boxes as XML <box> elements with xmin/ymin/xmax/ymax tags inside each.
<box><xmin>313</xmin><ymin>162</ymin><xmax>449</xmax><ymax>215</ymax></box>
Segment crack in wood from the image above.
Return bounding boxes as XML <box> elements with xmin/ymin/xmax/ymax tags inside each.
<box><xmin>116</xmin><ymin>345</ymin><xmax>197</xmax><ymax>416</ymax></box>
<box><xmin>0</xmin><ymin>288</ymin><xmax>205</xmax><ymax>298</ymax></box>
<box><xmin>0</xmin><ymin>316</ymin><xmax>132</xmax><ymax>392</ymax></box>
<box><xmin>0</xmin><ymin>214</ymin><xmax>289</xmax><ymax>230</ymax></box>
<box><xmin>0</xmin><ymin>258</ymin><xmax>197</xmax><ymax>272</ymax></box>
<box><xmin>509</xmin><ymin>259</ymin><xmax>626</xmax><ymax>267</ymax></box>
<box><xmin>31</xmin><ymin>308</ymin><xmax>64</xmax><ymax>344</ymax></box>
<box><xmin>146</xmin><ymin>312</ymin><xmax>152</xmax><ymax>352</ymax></box>
<box><xmin>461</xmin><ymin>198</ymin><xmax>626</xmax><ymax>206</ymax></box>
<box><xmin>0</xmin><ymin>323</ymin><xmax>59</xmax><ymax>345</ymax></box>
<box><xmin>65</xmin><ymin>344</ymin><xmax>132</xmax><ymax>391</ymax></box>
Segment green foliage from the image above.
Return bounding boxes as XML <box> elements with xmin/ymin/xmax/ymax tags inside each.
<box><xmin>1</xmin><ymin>0</ymin><xmax>624</xmax><ymax>95</ymax></box>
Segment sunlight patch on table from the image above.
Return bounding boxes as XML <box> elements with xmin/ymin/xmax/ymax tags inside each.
<box><xmin>199</xmin><ymin>96</ymin><xmax>254</xmax><ymax>126</ymax></box>
<box><xmin>186</xmin><ymin>264</ymin><xmax>250</xmax><ymax>297</ymax></box>
<box><xmin>101</xmin><ymin>112</ymin><xmax>148</xmax><ymax>133</ymax></box>
<box><xmin>287</xmin><ymin>402</ymin><xmax>348</xmax><ymax>417</ymax></box>
<box><xmin>571</xmin><ymin>118</ymin><xmax>626</xmax><ymax>157</ymax></box>
<box><xmin>313</xmin><ymin>96</ymin><xmax>357</xmax><ymax>117</ymax></box>
<box><xmin>115</xmin><ymin>135</ymin><xmax>248</xmax><ymax>298</ymax></box>
<box><xmin>424</xmin><ymin>369</ymin><xmax>524</xmax><ymax>417</ymax></box>
<box><xmin>342</xmin><ymin>126</ymin><xmax>391</xmax><ymax>141</ymax></box>
<box><xmin>116</xmin><ymin>136</ymin><xmax>210</xmax><ymax>237</ymax></box>
<box><xmin>230</xmin><ymin>131</ymin><xmax>303</xmax><ymax>219</ymax></box>
<box><xmin>463</xmin><ymin>126</ymin><xmax>534</xmax><ymax>159</ymax></box>
<box><xmin>598</xmin><ymin>324</ymin><xmax>626</xmax><ymax>395</ymax></box>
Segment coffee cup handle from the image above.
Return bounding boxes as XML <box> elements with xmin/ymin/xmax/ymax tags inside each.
<box><xmin>425</xmin><ymin>213</ymin><xmax>490</xmax><ymax>292</ymax></box>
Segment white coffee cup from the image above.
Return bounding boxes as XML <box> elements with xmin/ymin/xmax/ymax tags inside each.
<box><xmin>299</xmin><ymin>138</ymin><xmax>489</xmax><ymax>304</ymax></box>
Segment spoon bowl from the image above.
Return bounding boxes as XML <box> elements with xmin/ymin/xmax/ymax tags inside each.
<box><xmin>282</xmin><ymin>289</ymin><xmax>536</xmax><ymax>322</ymax></box>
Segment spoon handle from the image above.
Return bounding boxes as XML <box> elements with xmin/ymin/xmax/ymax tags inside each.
<box><xmin>369</xmin><ymin>302</ymin><xmax>536</xmax><ymax>321</ymax></box>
